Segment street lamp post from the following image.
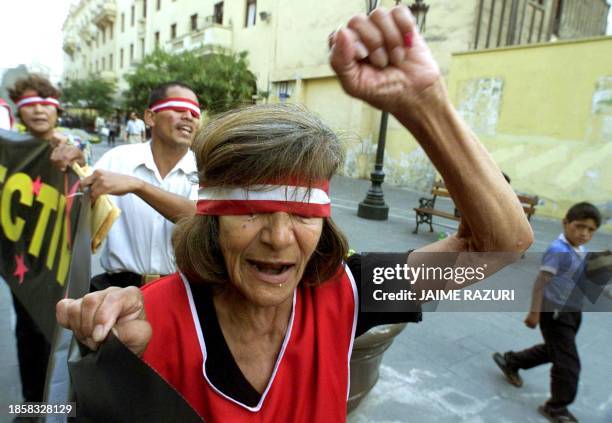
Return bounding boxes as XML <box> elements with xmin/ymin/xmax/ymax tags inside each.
<box><xmin>357</xmin><ymin>109</ymin><xmax>390</xmax><ymax>220</ymax></box>
<box><xmin>357</xmin><ymin>0</ymin><xmax>429</xmax><ymax>220</ymax></box>
<box><xmin>409</xmin><ymin>0</ymin><xmax>429</xmax><ymax>32</ymax></box>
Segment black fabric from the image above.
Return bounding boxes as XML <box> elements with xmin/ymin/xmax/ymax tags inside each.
<box><xmin>190</xmin><ymin>284</ymin><xmax>262</xmax><ymax>407</ymax></box>
<box><xmin>12</xmin><ymin>293</ymin><xmax>51</xmax><ymax>402</ymax></box>
<box><xmin>69</xmin><ymin>333</ymin><xmax>202</xmax><ymax>423</ymax></box>
<box><xmin>90</xmin><ymin>271</ymin><xmax>143</xmax><ymax>291</ymax></box>
<box><xmin>191</xmin><ymin>253</ymin><xmax>422</xmax><ymax>407</ymax></box>
<box><xmin>506</xmin><ymin>309</ymin><xmax>582</xmax><ymax>409</ymax></box>
<box><xmin>349</xmin><ymin>253</ymin><xmax>422</xmax><ymax>337</ymax></box>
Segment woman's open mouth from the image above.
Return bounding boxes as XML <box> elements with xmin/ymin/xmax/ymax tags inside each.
<box><xmin>247</xmin><ymin>259</ymin><xmax>295</xmax><ymax>284</ymax></box>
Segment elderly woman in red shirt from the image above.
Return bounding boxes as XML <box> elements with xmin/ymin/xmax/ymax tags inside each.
<box><xmin>57</xmin><ymin>7</ymin><xmax>533</xmax><ymax>422</ymax></box>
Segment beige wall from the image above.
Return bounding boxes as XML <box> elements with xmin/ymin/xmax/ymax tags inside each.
<box><xmin>447</xmin><ymin>36</ymin><xmax>612</xmax><ymax>230</ymax></box>
<box><xmin>422</xmin><ymin>0</ymin><xmax>478</xmax><ymax>75</ymax></box>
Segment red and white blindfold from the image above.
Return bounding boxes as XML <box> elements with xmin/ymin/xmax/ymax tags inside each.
<box><xmin>196</xmin><ymin>181</ymin><xmax>331</xmax><ymax>218</ymax></box>
<box><xmin>16</xmin><ymin>96</ymin><xmax>61</xmax><ymax>109</ymax></box>
<box><xmin>149</xmin><ymin>97</ymin><xmax>201</xmax><ymax>118</ymax></box>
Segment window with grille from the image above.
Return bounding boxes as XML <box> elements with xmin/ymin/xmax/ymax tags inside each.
<box><xmin>191</xmin><ymin>14</ymin><xmax>198</xmax><ymax>31</ymax></box>
<box><xmin>277</xmin><ymin>81</ymin><xmax>293</xmax><ymax>101</ymax></box>
<box><xmin>171</xmin><ymin>23</ymin><xmax>177</xmax><ymax>39</ymax></box>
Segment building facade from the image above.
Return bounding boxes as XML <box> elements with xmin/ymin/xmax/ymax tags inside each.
<box><xmin>62</xmin><ymin>0</ymin><xmax>610</xmax><ymax>223</ymax></box>
<box><xmin>63</xmin><ymin>0</ymin><xmax>368</xmax><ymax>97</ymax></box>
<box><xmin>471</xmin><ymin>0</ymin><xmax>609</xmax><ymax>50</ymax></box>
<box><xmin>62</xmin><ymin>0</ymin><xmax>610</xmax><ymax>84</ymax></box>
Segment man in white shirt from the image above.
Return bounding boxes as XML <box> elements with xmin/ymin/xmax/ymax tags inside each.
<box><xmin>0</xmin><ymin>98</ymin><xmax>14</xmax><ymax>130</ymax></box>
<box><xmin>82</xmin><ymin>81</ymin><xmax>200</xmax><ymax>289</ymax></box>
<box><xmin>126</xmin><ymin>111</ymin><xmax>146</xmax><ymax>143</ymax></box>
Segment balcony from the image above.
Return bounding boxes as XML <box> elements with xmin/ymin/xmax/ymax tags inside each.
<box><xmin>168</xmin><ymin>23</ymin><xmax>232</xmax><ymax>54</ymax></box>
<box><xmin>100</xmin><ymin>71</ymin><xmax>118</xmax><ymax>83</ymax></box>
<box><xmin>171</xmin><ymin>38</ymin><xmax>184</xmax><ymax>50</ymax></box>
<box><xmin>200</xmin><ymin>23</ymin><xmax>232</xmax><ymax>53</ymax></box>
<box><xmin>93</xmin><ymin>2</ymin><xmax>117</xmax><ymax>28</ymax></box>
<box><xmin>63</xmin><ymin>35</ymin><xmax>78</xmax><ymax>55</ymax></box>
<box><xmin>79</xmin><ymin>24</ymin><xmax>96</xmax><ymax>45</ymax></box>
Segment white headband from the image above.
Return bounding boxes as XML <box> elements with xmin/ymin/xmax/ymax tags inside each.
<box><xmin>196</xmin><ymin>183</ymin><xmax>331</xmax><ymax>217</ymax></box>
<box><xmin>149</xmin><ymin>97</ymin><xmax>201</xmax><ymax>118</ymax></box>
<box><xmin>16</xmin><ymin>96</ymin><xmax>60</xmax><ymax>109</ymax></box>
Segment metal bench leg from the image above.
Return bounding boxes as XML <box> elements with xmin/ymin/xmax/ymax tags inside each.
<box><xmin>413</xmin><ymin>214</ymin><xmax>420</xmax><ymax>234</ymax></box>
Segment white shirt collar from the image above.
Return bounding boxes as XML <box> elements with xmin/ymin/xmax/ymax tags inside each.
<box><xmin>136</xmin><ymin>140</ymin><xmax>197</xmax><ymax>177</ymax></box>
<box><xmin>558</xmin><ymin>233</ymin><xmax>586</xmax><ymax>254</ymax></box>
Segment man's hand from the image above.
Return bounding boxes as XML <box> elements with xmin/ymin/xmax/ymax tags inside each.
<box><xmin>81</xmin><ymin>170</ymin><xmax>144</xmax><ymax>202</ymax></box>
<box><xmin>329</xmin><ymin>6</ymin><xmax>441</xmax><ymax>116</ymax></box>
<box><xmin>49</xmin><ymin>131</ymin><xmax>69</xmax><ymax>148</ymax></box>
<box><xmin>49</xmin><ymin>132</ymin><xmax>85</xmax><ymax>171</ymax></box>
<box><xmin>56</xmin><ymin>287</ymin><xmax>152</xmax><ymax>356</ymax></box>
<box><xmin>524</xmin><ymin>311</ymin><xmax>539</xmax><ymax>329</ymax></box>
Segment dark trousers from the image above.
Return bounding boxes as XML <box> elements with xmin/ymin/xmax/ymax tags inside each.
<box><xmin>90</xmin><ymin>271</ymin><xmax>143</xmax><ymax>292</ymax></box>
<box><xmin>506</xmin><ymin>311</ymin><xmax>582</xmax><ymax>409</ymax></box>
<box><xmin>12</xmin><ymin>294</ymin><xmax>51</xmax><ymax>402</ymax></box>
<box><xmin>108</xmin><ymin>130</ymin><xmax>116</xmax><ymax>146</ymax></box>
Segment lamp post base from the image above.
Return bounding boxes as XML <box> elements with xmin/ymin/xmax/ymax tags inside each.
<box><xmin>358</xmin><ymin>167</ymin><xmax>389</xmax><ymax>220</ymax></box>
<box><xmin>357</xmin><ymin>201</ymin><xmax>389</xmax><ymax>220</ymax></box>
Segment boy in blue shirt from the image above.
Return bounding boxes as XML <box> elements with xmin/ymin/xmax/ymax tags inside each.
<box><xmin>493</xmin><ymin>202</ymin><xmax>602</xmax><ymax>423</ymax></box>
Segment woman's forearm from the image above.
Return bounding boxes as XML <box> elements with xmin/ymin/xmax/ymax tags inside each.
<box><xmin>394</xmin><ymin>80</ymin><xmax>533</xmax><ymax>252</ymax></box>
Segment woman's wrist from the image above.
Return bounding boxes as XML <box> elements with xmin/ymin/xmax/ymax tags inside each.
<box><xmin>391</xmin><ymin>78</ymin><xmax>451</xmax><ymax>133</ymax></box>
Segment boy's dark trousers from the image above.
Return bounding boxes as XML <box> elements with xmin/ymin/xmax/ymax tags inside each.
<box><xmin>506</xmin><ymin>309</ymin><xmax>582</xmax><ymax>409</ymax></box>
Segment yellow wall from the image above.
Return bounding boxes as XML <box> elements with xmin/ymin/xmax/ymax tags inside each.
<box><xmin>447</xmin><ymin>36</ymin><xmax>612</xmax><ymax>230</ymax></box>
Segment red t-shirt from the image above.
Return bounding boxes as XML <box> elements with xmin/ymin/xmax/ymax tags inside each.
<box><xmin>141</xmin><ymin>266</ymin><xmax>357</xmax><ymax>422</ymax></box>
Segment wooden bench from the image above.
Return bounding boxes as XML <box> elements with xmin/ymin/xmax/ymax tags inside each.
<box><xmin>413</xmin><ymin>180</ymin><xmax>538</xmax><ymax>234</ymax></box>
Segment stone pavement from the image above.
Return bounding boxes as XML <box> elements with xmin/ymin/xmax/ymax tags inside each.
<box><xmin>0</xmin><ymin>140</ymin><xmax>611</xmax><ymax>422</ymax></box>
<box><xmin>330</xmin><ymin>177</ymin><xmax>612</xmax><ymax>423</ymax></box>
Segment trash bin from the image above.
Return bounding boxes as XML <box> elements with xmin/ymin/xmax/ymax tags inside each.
<box><xmin>347</xmin><ymin>323</ymin><xmax>407</xmax><ymax>412</ymax></box>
